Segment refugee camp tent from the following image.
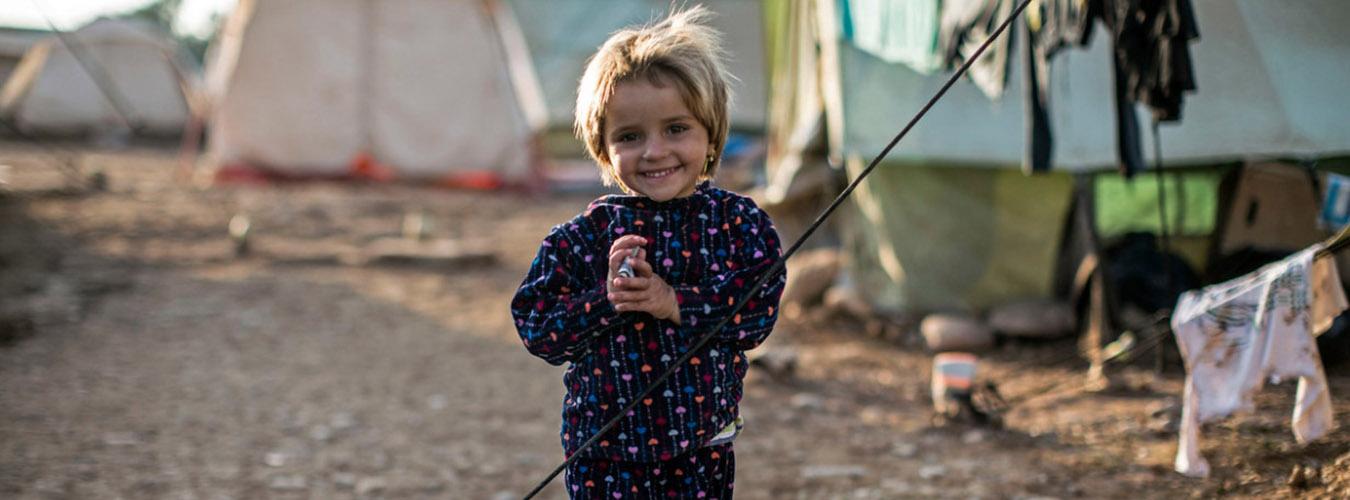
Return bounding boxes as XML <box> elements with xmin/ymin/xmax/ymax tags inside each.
<box><xmin>765</xmin><ymin>0</ymin><xmax>1350</xmax><ymax>313</ymax></box>
<box><xmin>508</xmin><ymin>0</ymin><xmax>768</xmax><ymax>134</ymax></box>
<box><xmin>0</xmin><ymin>27</ymin><xmax>47</xmax><ymax>90</ymax></box>
<box><xmin>206</xmin><ymin>0</ymin><xmax>546</xmax><ymax>184</ymax></box>
<box><xmin>0</xmin><ymin>19</ymin><xmax>190</xmax><ymax>136</ymax></box>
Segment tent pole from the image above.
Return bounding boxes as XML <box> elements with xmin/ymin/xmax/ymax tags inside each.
<box><xmin>1151</xmin><ymin>119</ymin><xmax>1171</xmax><ymax>374</ymax></box>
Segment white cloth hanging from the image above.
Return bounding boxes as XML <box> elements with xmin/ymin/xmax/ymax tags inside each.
<box><xmin>1171</xmin><ymin>244</ymin><xmax>1345</xmax><ymax>477</ymax></box>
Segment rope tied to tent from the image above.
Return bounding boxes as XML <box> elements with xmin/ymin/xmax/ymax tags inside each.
<box><xmin>522</xmin><ymin>0</ymin><xmax>1038</xmax><ymax>496</ymax></box>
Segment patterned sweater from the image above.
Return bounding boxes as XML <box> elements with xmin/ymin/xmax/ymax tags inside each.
<box><xmin>511</xmin><ymin>182</ymin><xmax>785</xmax><ymax>462</ymax></box>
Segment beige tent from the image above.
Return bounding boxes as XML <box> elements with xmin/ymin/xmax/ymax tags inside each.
<box><xmin>0</xmin><ymin>19</ymin><xmax>190</xmax><ymax>136</ymax></box>
<box><xmin>0</xmin><ymin>27</ymin><xmax>47</xmax><ymax>90</ymax></box>
<box><xmin>205</xmin><ymin>0</ymin><xmax>546</xmax><ymax>184</ymax></box>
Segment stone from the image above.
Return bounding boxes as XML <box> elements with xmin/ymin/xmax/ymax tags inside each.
<box><xmin>921</xmin><ymin>314</ymin><xmax>994</xmax><ymax>352</ymax></box>
<box><xmin>264</xmin><ymin>452</ymin><xmax>287</xmax><ymax>467</ymax></box>
<box><xmin>1147</xmin><ymin>399</ymin><xmax>1181</xmax><ymax>419</ymax></box>
<box><xmin>355</xmin><ymin>477</ymin><xmax>386</xmax><ymax>496</ymax></box>
<box><xmin>750</xmin><ymin>347</ymin><xmax>798</xmax><ymax>378</ymax></box>
<box><xmin>427</xmin><ymin>394</ymin><xmax>449</xmax><ymax>411</ymax></box>
<box><xmin>801</xmin><ymin>465</ymin><xmax>867</xmax><ymax>479</ymax></box>
<box><xmin>269</xmin><ymin>475</ymin><xmax>306</xmax><ymax>491</ymax></box>
<box><xmin>1149</xmin><ymin>415</ymin><xmax>1180</xmax><ymax>435</ymax></box>
<box><xmin>790</xmin><ymin>393</ymin><xmax>825</xmax><ymax>411</ymax></box>
<box><xmin>987</xmin><ymin>300</ymin><xmax>1075</xmax><ymax>338</ymax></box>
<box><xmin>781</xmin><ymin>249</ymin><xmax>840</xmax><ymax>308</ymax></box>
<box><xmin>880</xmin><ymin>479</ymin><xmax>914</xmax><ymax>494</ymax></box>
<box><xmin>1287</xmin><ymin>464</ymin><xmax>1320</xmax><ymax>489</ymax></box>
<box><xmin>962</xmin><ymin>430</ymin><xmax>986</xmax><ymax>444</ymax></box>
<box><xmin>824</xmin><ymin>283</ymin><xmax>873</xmax><ymax>320</ymax></box>
<box><xmin>891</xmin><ymin>442</ymin><xmax>918</xmax><ymax>458</ymax></box>
<box><xmin>331</xmin><ymin>472</ymin><xmax>357</xmax><ymax>489</ymax></box>
<box><xmin>329</xmin><ymin>412</ymin><xmax>357</xmax><ymax>430</ymax></box>
<box><xmin>918</xmin><ymin>465</ymin><xmax>947</xmax><ymax>480</ymax></box>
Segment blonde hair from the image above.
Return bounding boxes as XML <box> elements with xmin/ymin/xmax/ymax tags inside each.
<box><xmin>574</xmin><ymin>5</ymin><xmax>733</xmax><ymax>188</ymax></box>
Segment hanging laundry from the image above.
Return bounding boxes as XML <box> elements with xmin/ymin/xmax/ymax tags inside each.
<box><xmin>939</xmin><ymin>0</ymin><xmax>1017</xmax><ymax>99</ymax></box>
<box><xmin>1170</xmin><ymin>245</ymin><xmax>1345</xmax><ymax>478</ymax></box>
<box><xmin>1023</xmin><ymin>0</ymin><xmax>1096</xmax><ymax>173</ymax></box>
<box><xmin>1311</xmin><ymin>252</ymin><xmax>1348</xmax><ymax>335</ymax></box>
<box><xmin>1095</xmin><ymin>0</ymin><xmax>1199</xmax><ymax>176</ymax></box>
<box><xmin>841</xmin><ymin>0</ymin><xmax>944</xmax><ymax>74</ymax></box>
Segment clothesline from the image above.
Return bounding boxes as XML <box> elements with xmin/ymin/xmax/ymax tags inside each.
<box><xmin>1315</xmin><ymin>222</ymin><xmax>1350</xmax><ymax>258</ymax></box>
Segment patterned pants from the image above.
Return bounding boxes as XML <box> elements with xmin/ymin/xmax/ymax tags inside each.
<box><xmin>563</xmin><ymin>444</ymin><xmax>734</xmax><ymax>499</ymax></box>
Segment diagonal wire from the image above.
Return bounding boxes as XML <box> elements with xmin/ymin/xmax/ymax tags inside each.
<box><xmin>522</xmin><ymin>0</ymin><xmax>1037</xmax><ymax>497</ymax></box>
<box><xmin>27</xmin><ymin>0</ymin><xmax>142</xmax><ymax>132</ymax></box>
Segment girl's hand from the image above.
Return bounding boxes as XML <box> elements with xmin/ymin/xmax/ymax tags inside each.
<box><xmin>606</xmin><ymin>238</ymin><xmax>681</xmax><ymax>324</ymax></box>
<box><xmin>607</xmin><ymin>235</ymin><xmax>647</xmax><ymax>287</ymax></box>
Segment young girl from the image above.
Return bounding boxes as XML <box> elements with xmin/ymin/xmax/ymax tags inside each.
<box><xmin>511</xmin><ymin>7</ymin><xmax>785</xmax><ymax>498</ymax></box>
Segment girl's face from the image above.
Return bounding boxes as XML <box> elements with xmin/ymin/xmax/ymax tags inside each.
<box><xmin>603</xmin><ymin>79</ymin><xmax>714</xmax><ymax>202</ymax></box>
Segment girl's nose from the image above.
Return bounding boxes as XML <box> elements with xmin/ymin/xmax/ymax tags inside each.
<box><xmin>641</xmin><ymin>138</ymin><xmax>668</xmax><ymax>161</ymax></box>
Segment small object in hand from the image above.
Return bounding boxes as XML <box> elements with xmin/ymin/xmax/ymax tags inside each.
<box><xmin>617</xmin><ymin>247</ymin><xmax>639</xmax><ymax>278</ymax></box>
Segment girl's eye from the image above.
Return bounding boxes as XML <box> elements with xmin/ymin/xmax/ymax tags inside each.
<box><xmin>668</xmin><ymin>124</ymin><xmax>688</xmax><ymax>134</ymax></box>
<box><xmin>616</xmin><ymin>132</ymin><xmax>639</xmax><ymax>143</ymax></box>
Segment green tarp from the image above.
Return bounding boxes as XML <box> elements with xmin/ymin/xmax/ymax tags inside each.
<box><xmin>845</xmin><ymin>160</ymin><xmax>1073</xmax><ymax>312</ymax></box>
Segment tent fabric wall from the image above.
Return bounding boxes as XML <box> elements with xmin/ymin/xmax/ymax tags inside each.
<box><xmin>207</xmin><ymin>0</ymin><xmax>539</xmax><ymax>181</ymax></box>
<box><xmin>844</xmin><ymin>160</ymin><xmax>1073</xmax><ymax>312</ymax></box>
<box><xmin>508</xmin><ymin>0</ymin><xmax>768</xmax><ymax>132</ymax></box>
<box><xmin>764</xmin><ymin>0</ymin><xmax>1350</xmax><ymax>314</ymax></box>
<box><xmin>0</xmin><ymin>19</ymin><xmax>189</xmax><ymax>136</ymax></box>
<box><xmin>0</xmin><ymin>28</ymin><xmax>47</xmax><ymax>91</ymax></box>
<box><xmin>209</xmin><ymin>0</ymin><xmax>363</xmax><ymax>173</ymax></box>
<box><xmin>369</xmin><ymin>0</ymin><xmax>535</xmax><ymax>178</ymax></box>
<box><xmin>833</xmin><ymin>0</ymin><xmax>1350</xmax><ymax>170</ymax></box>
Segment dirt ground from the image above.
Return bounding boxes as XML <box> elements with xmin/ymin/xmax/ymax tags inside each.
<box><xmin>1</xmin><ymin>143</ymin><xmax>1347</xmax><ymax>499</ymax></box>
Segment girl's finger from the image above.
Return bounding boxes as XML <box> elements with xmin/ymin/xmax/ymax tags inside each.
<box><xmin>608</xmin><ymin>235</ymin><xmax>647</xmax><ymax>258</ymax></box>
<box><xmin>612</xmin><ymin>276</ymin><xmax>652</xmax><ymax>291</ymax></box>
<box><xmin>630</xmin><ymin>258</ymin><xmax>655</xmax><ymax>278</ymax></box>
<box><xmin>608</xmin><ymin>236</ymin><xmax>647</xmax><ymax>275</ymax></box>
<box><xmin>608</xmin><ymin>290</ymin><xmax>640</xmax><ymax>304</ymax></box>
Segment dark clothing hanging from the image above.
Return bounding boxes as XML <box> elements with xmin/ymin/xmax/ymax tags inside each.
<box><xmin>1097</xmin><ymin>0</ymin><xmax>1199</xmax><ymax>176</ymax></box>
<box><xmin>1098</xmin><ymin>0</ymin><xmax>1199</xmax><ymax>121</ymax></box>
<box><xmin>939</xmin><ymin>0</ymin><xmax>1018</xmax><ymax>99</ymax></box>
<box><xmin>1023</xmin><ymin>0</ymin><xmax>1097</xmax><ymax>173</ymax></box>
<box><xmin>1023</xmin><ymin>0</ymin><xmax>1198</xmax><ymax>177</ymax></box>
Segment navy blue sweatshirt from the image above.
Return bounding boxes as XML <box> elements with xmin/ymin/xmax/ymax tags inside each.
<box><xmin>511</xmin><ymin>182</ymin><xmax>785</xmax><ymax>462</ymax></box>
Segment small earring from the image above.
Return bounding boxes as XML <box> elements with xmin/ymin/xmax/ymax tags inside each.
<box><xmin>704</xmin><ymin>154</ymin><xmax>715</xmax><ymax>175</ymax></box>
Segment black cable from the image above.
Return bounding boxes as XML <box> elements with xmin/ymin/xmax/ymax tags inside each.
<box><xmin>521</xmin><ymin>0</ymin><xmax>1037</xmax><ymax>497</ymax></box>
<box><xmin>27</xmin><ymin>0</ymin><xmax>143</xmax><ymax>133</ymax></box>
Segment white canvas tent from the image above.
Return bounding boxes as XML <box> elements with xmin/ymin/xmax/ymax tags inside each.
<box><xmin>0</xmin><ymin>18</ymin><xmax>190</xmax><ymax>136</ymax></box>
<box><xmin>205</xmin><ymin>0</ymin><xmax>546</xmax><ymax>183</ymax></box>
